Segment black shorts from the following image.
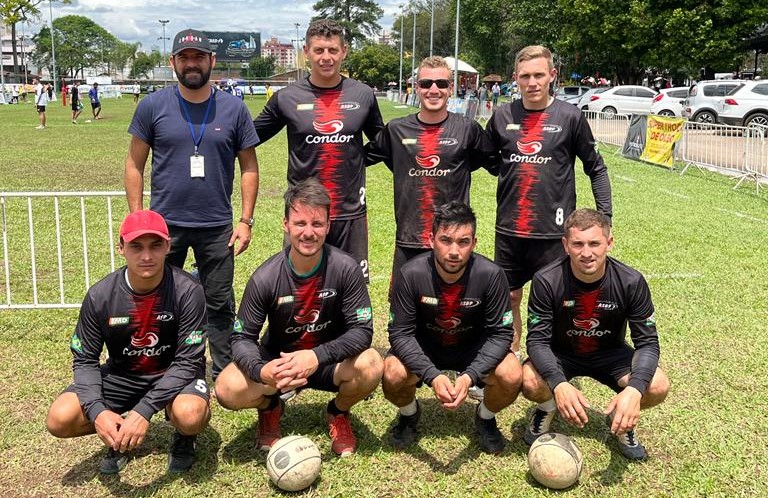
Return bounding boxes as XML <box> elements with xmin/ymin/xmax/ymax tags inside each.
<box><xmin>256</xmin><ymin>345</ymin><xmax>340</xmax><ymax>393</ymax></box>
<box><xmin>389</xmin><ymin>246</ymin><xmax>431</xmax><ymax>300</ymax></box>
<box><xmin>65</xmin><ymin>365</ymin><xmax>210</xmax><ymax>415</ymax></box>
<box><xmin>388</xmin><ymin>348</ymin><xmax>491</xmax><ymax>388</ymax></box>
<box><xmin>36</xmin><ymin>105</ymin><xmax>46</xmax><ymax>113</ymax></box>
<box><xmin>541</xmin><ymin>345</ymin><xmax>635</xmax><ymax>393</ymax></box>
<box><xmin>328</xmin><ymin>215</ymin><xmax>370</xmax><ymax>283</ymax></box>
<box><xmin>91</xmin><ymin>102</ymin><xmax>101</xmax><ymax>109</ymax></box>
<box><xmin>71</xmin><ymin>102</ymin><xmax>79</xmax><ymax>112</ymax></box>
<box><xmin>494</xmin><ymin>234</ymin><xmax>564</xmax><ymax>289</ymax></box>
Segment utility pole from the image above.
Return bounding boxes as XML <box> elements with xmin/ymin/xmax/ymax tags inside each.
<box><xmin>49</xmin><ymin>0</ymin><xmax>58</xmax><ymax>94</ymax></box>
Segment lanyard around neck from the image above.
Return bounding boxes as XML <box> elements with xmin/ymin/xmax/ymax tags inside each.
<box><xmin>175</xmin><ymin>86</ymin><xmax>215</xmax><ymax>156</ymax></box>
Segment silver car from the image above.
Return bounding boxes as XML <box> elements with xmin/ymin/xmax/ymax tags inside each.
<box><xmin>717</xmin><ymin>80</ymin><xmax>768</xmax><ymax>128</ymax></box>
<box><xmin>682</xmin><ymin>80</ymin><xmax>744</xmax><ymax>124</ymax></box>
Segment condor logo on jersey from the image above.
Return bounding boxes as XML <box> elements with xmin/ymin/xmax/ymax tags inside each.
<box><xmin>415</xmin><ymin>155</ymin><xmax>440</xmax><ymax>168</ymax></box>
<box><xmin>435</xmin><ymin>316</ymin><xmax>461</xmax><ymax>330</ymax></box>
<box><xmin>573</xmin><ymin>318</ymin><xmax>599</xmax><ymax>330</ymax></box>
<box><xmin>517</xmin><ymin>140</ymin><xmax>542</xmax><ymax>155</ymax></box>
<box><xmin>567</xmin><ymin>317</ymin><xmax>612</xmax><ymax>337</ymax></box>
<box><xmin>313</xmin><ymin>120</ymin><xmax>344</xmax><ymax>134</ymax></box>
<box><xmin>131</xmin><ymin>331</ymin><xmax>159</xmax><ymax>348</ymax></box>
<box><xmin>294</xmin><ymin>309</ymin><xmax>320</xmax><ymax>324</ymax></box>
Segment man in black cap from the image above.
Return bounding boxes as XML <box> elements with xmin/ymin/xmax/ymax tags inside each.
<box><xmin>124</xmin><ymin>29</ymin><xmax>261</xmax><ymax>381</ymax></box>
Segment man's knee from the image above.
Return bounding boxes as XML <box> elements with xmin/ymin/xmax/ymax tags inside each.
<box><xmin>521</xmin><ymin>362</ymin><xmax>551</xmax><ymax>401</ymax></box>
<box><xmin>642</xmin><ymin>368</ymin><xmax>670</xmax><ymax>407</ymax></box>
<box><xmin>214</xmin><ymin>364</ymin><xmax>248</xmax><ymax>409</ymax></box>
<box><xmin>169</xmin><ymin>395</ymin><xmax>210</xmax><ymax>434</ymax></box>
<box><xmin>353</xmin><ymin>348</ymin><xmax>384</xmax><ymax>382</ymax></box>
<box><xmin>46</xmin><ymin>392</ymin><xmax>88</xmax><ymax>438</ymax></box>
<box><xmin>382</xmin><ymin>355</ymin><xmax>410</xmax><ymax>390</ymax></box>
<box><xmin>488</xmin><ymin>354</ymin><xmax>522</xmax><ymax>391</ymax></box>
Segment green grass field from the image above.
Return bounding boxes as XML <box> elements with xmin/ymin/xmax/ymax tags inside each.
<box><xmin>1</xmin><ymin>95</ymin><xmax>767</xmax><ymax>497</ymax></box>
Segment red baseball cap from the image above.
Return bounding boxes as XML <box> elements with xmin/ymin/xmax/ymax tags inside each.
<box><xmin>120</xmin><ymin>210</ymin><xmax>170</xmax><ymax>243</ymax></box>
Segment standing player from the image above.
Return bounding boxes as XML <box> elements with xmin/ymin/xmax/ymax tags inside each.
<box><xmin>46</xmin><ymin>210</ymin><xmax>211</xmax><ymax>474</ymax></box>
<box><xmin>133</xmin><ymin>81</ymin><xmax>141</xmax><ymax>104</ymax></box>
<box><xmin>124</xmin><ymin>28</ymin><xmax>260</xmax><ymax>381</ymax></box>
<box><xmin>33</xmin><ymin>77</ymin><xmax>48</xmax><ymax>129</ymax></box>
<box><xmin>215</xmin><ymin>179</ymin><xmax>382</xmax><ymax>457</ymax></box>
<box><xmin>252</xmin><ymin>19</ymin><xmax>384</xmax><ymax>281</ymax></box>
<box><xmin>521</xmin><ymin>209</ymin><xmax>669</xmax><ymax>459</ymax></box>
<box><xmin>70</xmin><ymin>81</ymin><xmax>82</xmax><ymax>124</ymax></box>
<box><xmin>89</xmin><ymin>82</ymin><xmax>103</xmax><ymax>120</ymax></box>
<box><xmin>486</xmin><ymin>45</ymin><xmax>612</xmax><ymax>355</ymax></box>
<box><xmin>383</xmin><ymin>202</ymin><xmax>521</xmax><ymax>454</ymax></box>
<box><xmin>366</xmin><ymin>56</ymin><xmax>496</xmax><ymax>292</ymax></box>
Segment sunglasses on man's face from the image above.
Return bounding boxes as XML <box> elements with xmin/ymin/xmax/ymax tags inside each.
<box><xmin>417</xmin><ymin>78</ymin><xmax>451</xmax><ymax>89</ymax></box>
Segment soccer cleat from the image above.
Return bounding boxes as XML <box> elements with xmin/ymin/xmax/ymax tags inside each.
<box><xmin>467</xmin><ymin>386</ymin><xmax>485</xmax><ymax>401</ymax></box>
<box><xmin>615</xmin><ymin>428</ymin><xmax>648</xmax><ymax>460</ymax></box>
<box><xmin>523</xmin><ymin>407</ymin><xmax>557</xmax><ymax>445</ymax></box>
<box><xmin>168</xmin><ymin>432</ymin><xmax>197</xmax><ymax>473</ymax></box>
<box><xmin>35</xmin><ymin>125</ymin><xmax>45</xmax><ymax>129</ymax></box>
<box><xmin>279</xmin><ymin>389</ymin><xmax>300</xmax><ymax>402</ymax></box>
<box><xmin>99</xmin><ymin>448</ymin><xmax>128</xmax><ymax>474</ymax></box>
<box><xmin>389</xmin><ymin>401</ymin><xmax>421</xmax><ymax>449</ymax></box>
<box><xmin>257</xmin><ymin>398</ymin><xmax>284</xmax><ymax>450</ymax></box>
<box><xmin>474</xmin><ymin>409</ymin><xmax>505</xmax><ymax>454</ymax></box>
<box><xmin>325</xmin><ymin>410</ymin><xmax>357</xmax><ymax>457</ymax></box>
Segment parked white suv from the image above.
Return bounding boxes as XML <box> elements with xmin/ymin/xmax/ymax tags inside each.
<box><xmin>717</xmin><ymin>80</ymin><xmax>768</xmax><ymax>128</ymax></box>
<box><xmin>682</xmin><ymin>80</ymin><xmax>744</xmax><ymax>124</ymax></box>
<box><xmin>586</xmin><ymin>85</ymin><xmax>658</xmax><ymax>116</ymax></box>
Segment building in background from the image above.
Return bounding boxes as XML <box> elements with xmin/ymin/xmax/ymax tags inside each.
<box><xmin>1</xmin><ymin>22</ymin><xmax>36</xmax><ymax>83</ymax></box>
<box><xmin>261</xmin><ymin>36</ymin><xmax>296</xmax><ymax>71</ymax></box>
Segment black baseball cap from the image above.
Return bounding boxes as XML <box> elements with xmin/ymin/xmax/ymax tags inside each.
<box><xmin>172</xmin><ymin>29</ymin><xmax>213</xmax><ymax>56</ymax></box>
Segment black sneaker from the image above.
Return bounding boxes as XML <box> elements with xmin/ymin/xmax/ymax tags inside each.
<box><xmin>168</xmin><ymin>432</ymin><xmax>197</xmax><ymax>473</ymax></box>
<box><xmin>474</xmin><ymin>409</ymin><xmax>505</xmax><ymax>454</ymax></box>
<box><xmin>523</xmin><ymin>408</ymin><xmax>556</xmax><ymax>445</ymax></box>
<box><xmin>99</xmin><ymin>448</ymin><xmax>128</xmax><ymax>474</ymax></box>
<box><xmin>389</xmin><ymin>401</ymin><xmax>421</xmax><ymax>449</ymax></box>
<box><xmin>615</xmin><ymin>428</ymin><xmax>648</xmax><ymax>460</ymax></box>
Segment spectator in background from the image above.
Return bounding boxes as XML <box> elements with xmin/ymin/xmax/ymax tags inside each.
<box><xmin>265</xmin><ymin>82</ymin><xmax>273</xmax><ymax>101</ymax></box>
<box><xmin>89</xmin><ymin>82</ymin><xmax>102</xmax><ymax>120</ymax></box>
<box><xmin>71</xmin><ymin>81</ymin><xmax>83</xmax><ymax>124</ymax></box>
<box><xmin>33</xmin><ymin>78</ymin><xmax>48</xmax><ymax>129</ymax></box>
<box><xmin>133</xmin><ymin>82</ymin><xmax>141</xmax><ymax>104</ymax></box>
<box><xmin>491</xmin><ymin>82</ymin><xmax>501</xmax><ymax>107</ymax></box>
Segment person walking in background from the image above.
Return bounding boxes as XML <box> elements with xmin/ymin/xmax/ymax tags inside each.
<box><xmin>70</xmin><ymin>81</ymin><xmax>83</xmax><ymax>124</ymax></box>
<box><xmin>89</xmin><ymin>82</ymin><xmax>102</xmax><ymax>120</ymax></box>
<box><xmin>33</xmin><ymin>78</ymin><xmax>48</xmax><ymax>129</ymax></box>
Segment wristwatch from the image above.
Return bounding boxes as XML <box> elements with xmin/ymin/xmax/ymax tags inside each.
<box><xmin>239</xmin><ymin>217</ymin><xmax>254</xmax><ymax>227</ymax></box>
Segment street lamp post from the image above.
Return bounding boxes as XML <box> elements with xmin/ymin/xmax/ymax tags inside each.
<box><xmin>430</xmin><ymin>0</ymin><xmax>434</xmax><ymax>57</ymax></box>
<box><xmin>453</xmin><ymin>0</ymin><xmax>460</xmax><ymax>97</ymax></box>
<box><xmin>398</xmin><ymin>4</ymin><xmax>404</xmax><ymax>98</ymax></box>
<box><xmin>49</xmin><ymin>0</ymin><xmax>57</xmax><ymax>94</ymax></box>
<box><xmin>294</xmin><ymin>22</ymin><xmax>301</xmax><ymax>80</ymax></box>
<box><xmin>158</xmin><ymin>20</ymin><xmax>170</xmax><ymax>61</ymax></box>
<box><xmin>411</xmin><ymin>6</ymin><xmax>416</xmax><ymax>93</ymax></box>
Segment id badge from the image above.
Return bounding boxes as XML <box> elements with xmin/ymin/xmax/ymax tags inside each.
<box><xmin>190</xmin><ymin>155</ymin><xmax>205</xmax><ymax>177</ymax></box>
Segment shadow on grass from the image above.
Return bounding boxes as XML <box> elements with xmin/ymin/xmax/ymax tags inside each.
<box><xmin>59</xmin><ymin>422</ymin><xmax>222</xmax><ymax>496</ymax></box>
<box><xmin>221</xmin><ymin>398</ymin><xmax>384</xmax><ymax>466</ymax></box>
<box><xmin>510</xmin><ymin>403</ymin><xmax>635</xmax><ymax>488</ymax></box>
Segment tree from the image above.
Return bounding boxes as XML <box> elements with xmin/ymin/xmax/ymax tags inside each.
<box><xmin>248</xmin><ymin>55</ymin><xmax>277</xmax><ymax>77</ymax></box>
<box><xmin>32</xmin><ymin>15</ymin><xmax>116</xmax><ymax>79</ymax></box>
<box><xmin>129</xmin><ymin>50</ymin><xmax>162</xmax><ymax>79</ymax></box>
<box><xmin>345</xmin><ymin>42</ymin><xmax>400</xmax><ymax>87</ymax></box>
<box><xmin>391</xmin><ymin>0</ymin><xmax>455</xmax><ymax>64</ymax></box>
<box><xmin>312</xmin><ymin>0</ymin><xmax>384</xmax><ymax>47</ymax></box>
<box><xmin>0</xmin><ymin>0</ymin><xmax>70</xmax><ymax>74</ymax></box>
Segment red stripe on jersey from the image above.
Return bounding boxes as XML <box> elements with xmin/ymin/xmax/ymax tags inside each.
<box><xmin>314</xmin><ymin>90</ymin><xmax>344</xmax><ymax>219</ymax></box>
<box><xmin>417</xmin><ymin>126</ymin><xmax>442</xmax><ymax>245</ymax></box>
<box><xmin>516</xmin><ymin>111</ymin><xmax>548</xmax><ymax>234</ymax></box>
<box><xmin>572</xmin><ymin>288</ymin><xmax>601</xmax><ymax>355</ymax></box>
<box><xmin>436</xmin><ymin>279</ymin><xmax>465</xmax><ymax>346</ymax></box>
<box><xmin>128</xmin><ymin>291</ymin><xmax>162</xmax><ymax>373</ymax></box>
<box><xmin>293</xmin><ymin>273</ymin><xmax>324</xmax><ymax>350</ymax></box>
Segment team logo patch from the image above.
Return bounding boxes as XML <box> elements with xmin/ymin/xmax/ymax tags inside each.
<box><xmin>506</xmin><ymin>123</ymin><xmax>521</xmax><ymax>131</ymax></box>
<box><xmin>70</xmin><ymin>333</ymin><xmax>83</xmax><ymax>353</ymax></box>
<box><xmin>517</xmin><ymin>140</ymin><xmax>543</xmax><ymax>155</ymax></box>
<box><xmin>542</xmin><ymin>125</ymin><xmax>563</xmax><ymax>133</ymax></box>
<box><xmin>318</xmin><ymin>289</ymin><xmax>337</xmax><ymax>299</ymax></box>
<box><xmin>388</xmin><ymin>311</ymin><xmax>395</xmax><ymax>325</ymax></box>
<box><xmin>156</xmin><ymin>312</ymin><xmax>174</xmax><ymax>322</ymax></box>
<box><xmin>401</xmin><ymin>138</ymin><xmax>417</xmax><ymax>145</ymax></box>
<box><xmin>460</xmin><ymin>298</ymin><xmax>481</xmax><ymax>308</ymax></box>
<box><xmin>644</xmin><ymin>313</ymin><xmax>656</xmax><ymax>326</ymax></box>
<box><xmin>415</xmin><ymin>155</ymin><xmax>440</xmax><ymax>168</ymax></box>
<box><xmin>339</xmin><ymin>101</ymin><xmax>361</xmax><ymax>110</ymax></box>
<box><xmin>131</xmin><ymin>331</ymin><xmax>159</xmax><ymax>348</ymax></box>
<box><xmin>297</xmin><ymin>103</ymin><xmax>314</xmax><ymax>111</ymax></box>
<box><xmin>185</xmin><ymin>330</ymin><xmax>203</xmax><ymax>345</ymax></box>
<box><xmin>563</xmin><ymin>300</ymin><xmax>575</xmax><ymax>308</ymax></box>
<box><xmin>277</xmin><ymin>295</ymin><xmax>294</xmax><ymax>306</ymax></box>
<box><xmin>573</xmin><ymin>318</ymin><xmax>600</xmax><ymax>330</ymax></box>
<box><xmin>108</xmin><ymin>316</ymin><xmax>130</xmax><ymax>326</ymax></box>
<box><xmin>502</xmin><ymin>310</ymin><xmax>514</xmax><ymax>326</ymax></box>
<box><xmin>435</xmin><ymin>316</ymin><xmax>461</xmax><ymax>330</ymax></box>
<box><xmin>294</xmin><ymin>309</ymin><xmax>320</xmax><ymax>324</ymax></box>
<box><xmin>420</xmin><ymin>296</ymin><xmax>438</xmax><ymax>306</ymax></box>
<box><xmin>233</xmin><ymin>318</ymin><xmax>244</xmax><ymax>333</ymax></box>
<box><xmin>438</xmin><ymin>138</ymin><xmax>459</xmax><ymax>146</ymax></box>
<box><xmin>528</xmin><ymin>312</ymin><xmax>542</xmax><ymax>325</ymax></box>
<box><xmin>313</xmin><ymin>120</ymin><xmax>344</xmax><ymax>134</ymax></box>
<box><xmin>356</xmin><ymin>307</ymin><xmax>372</xmax><ymax>322</ymax></box>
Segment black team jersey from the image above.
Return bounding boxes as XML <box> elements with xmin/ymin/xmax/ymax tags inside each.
<box><xmin>388</xmin><ymin>252</ymin><xmax>513</xmax><ymax>386</ymax></box>
<box><xmin>486</xmin><ymin>98</ymin><xmax>613</xmax><ymax>238</ymax></box>
<box><xmin>253</xmin><ymin>77</ymin><xmax>384</xmax><ymax>221</ymax></box>
<box><xmin>232</xmin><ymin>245</ymin><xmax>374</xmax><ymax>383</ymax></box>
<box><xmin>527</xmin><ymin>255</ymin><xmax>660</xmax><ymax>394</ymax></box>
<box><xmin>70</xmin><ymin>265</ymin><xmax>207</xmax><ymax>423</ymax></box>
<box><xmin>366</xmin><ymin>112</ymin><xmax>497</xmax><ymax>248</ymax></box>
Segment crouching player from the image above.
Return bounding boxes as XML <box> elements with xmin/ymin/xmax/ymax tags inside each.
<box><xmin>521</xmin><ymin>208</ymin><xmax>669</xmax><ymax>459</ymax></box>
<box><xmin>46</xmin><ymin>210</ymin><xmax>211</xmax><ymax>474</ymax></box>
<box><xmin>215</xmin><ymin>179</ymin><xmax>382</xmax><ymax>457</ymax></box>
<box><xmin>382</xmin><ymin>202</ymin><xmax>522</xmax><ymax>454</ymax></box>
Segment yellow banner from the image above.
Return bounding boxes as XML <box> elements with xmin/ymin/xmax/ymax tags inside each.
<box><xmin>640</xmin><ymin>115</ymin><xmax>686</xmax><ymax>167</ymax></box>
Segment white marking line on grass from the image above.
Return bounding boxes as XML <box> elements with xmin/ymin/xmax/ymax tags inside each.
<box><xmin>393</xmin><ymin>105</ymin><xmax>409</xmax><ymax>109</ymax></box>
<box><xmin>715</xmin><ymin>208</ymin><xmax>768</xmax><ymax>225</ymax></box>
<box><xmin>646</xmin><ymin>273</ymin><xmax>703</xmax><ymax>279</ymax></box>
<box><xmin>657</xmin><ymin>188</ymin><xmax>691</xmax><ymax>200</ymax></box>
<box><xmin>614</xmin><ymin>175</ymin><xmax>635</xmax><ymax>183</ymax></box>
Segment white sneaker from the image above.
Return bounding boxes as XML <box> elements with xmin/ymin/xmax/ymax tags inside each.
<box><xmin>467</xmin><ymin>386</ymin><xmax>485</xmax><ymax>401</ymax></box>
<box><xmin>35</xmin><ymin>125</ymin><xmax>45</xmax><ymax>129</ymax></box>
<box><xmin>523</xmin><ymin>407</ymin><xmax>556</xmax><ymax>445</ymax></box>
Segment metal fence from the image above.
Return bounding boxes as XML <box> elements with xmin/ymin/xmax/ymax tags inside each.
<box><xmin>583</xmin><ymin>111</ymin><xmax>632</xmax><ymax>148</ymax></box>
<box><xmin>1</xmin><ymin>191</ymin><xmax>132</xmax><ymax>309</ymax></box>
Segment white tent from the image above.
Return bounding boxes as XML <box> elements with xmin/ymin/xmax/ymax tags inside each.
<box><xmin>443</xmin><ymin>57</ymin><xmax>478</xmax><ymax>74</ymax></box>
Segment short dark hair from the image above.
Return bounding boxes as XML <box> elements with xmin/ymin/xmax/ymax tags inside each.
<box><xmin>306</xmin><ymin>19</ymin><xmax>345</xmax><ymax>42</ymax></box>
<box><xmin>564</xmin><ymin>208</ymin><xmax>612</xmax><ymax>237</ymax></box>
<box><xmin>432</xmin><ymin>201</ymin><xmax>477</xmax><ymax>236</ymax></box>
<box><xmin>284</xmin><ymin>178</ymin><xmax>331</xmax><ymax>218</ymax></box>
